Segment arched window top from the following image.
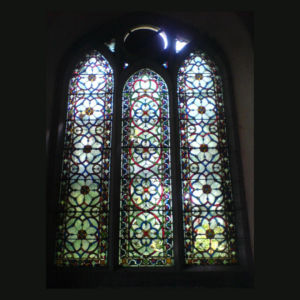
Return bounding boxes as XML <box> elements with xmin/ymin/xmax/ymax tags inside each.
<box><xmin>73</xmin><ymin>50</ymin><xmax>113</xmax><ymax>73</ymax></box>
<box><xmin>177</xmin><ymin>48</ymin><xmax>237</xmax><ymax>266</ymax></box>
<box><xmin>123</xmin><ymin>68</ymin><xmax>168</xmax><ymax>95</ymax></box>
<box><xmin>55</xmin><ymin>50</ymin><xmax>114</xmax><ymax>267</ymax></box>
<box><xmin>69</xmin><ymin>50</ymin><xmax>114</xmax><ymax>122</ymax></box>
<box><xmin>48</xmin><ymin>13</ymin><xmax>253</xmax><ymax>286</ymax></box>
<box><xmin>177</xmin><ymin>49</ymin><xmax>224</xmax><ymax>120</ymax></box>
<box><xmin>120</xmin><ymin>68</ymin><xmax>173</xmax><ymax>267</ymax></box>
<box><xmin>178</xmin><ymin>50</ymin><xmax>218</xmax><ymax>77</ymax></box>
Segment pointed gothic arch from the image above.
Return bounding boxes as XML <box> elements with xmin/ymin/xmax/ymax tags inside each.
<box><xmin>47</xmin><ymin>12</ymin><xmax>253</xmax><ymax>288</ymax></box>
<box><xmin>178</xmin><ymin>49</ymin><xmax>237</xmax><ymax>265</ymax></box>
<box><xmin>55</xmin><ymin>50</ymin><xmax>114</xmax><ymax>267</ymax></box>
<box><xmin>119</xmin><ymin>68</ymin><xmax>173</xmax><ymax>266</ymax></box>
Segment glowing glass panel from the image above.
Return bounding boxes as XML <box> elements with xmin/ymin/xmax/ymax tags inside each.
<box><xmin>124</xmin><ymin>25</ymin><xmax>168</xmax><ymax>49</ymax></box>
<box><xmin>55</xmin><ymin>50</ymin><xmax>114</xmax><ymax>267</ymax></box>
<box><xmin>159</xmin><ymin>32</ymin><xmax>168</xmax><ymax>49</ymax></box>
<box><xmin>178</xmin><ymin>50</ymin><xmax>237</xmax><ymax>265</ymax></box>
<box><xmin>175</xmin><ymin>39</ymin><xmax>187</xmax><ymax>53</ymax></box>
<box><xmin>105</xmin><ymin>39</ymin><xmax>115</xmax><ymax>52</ymax></box>
<box><xmin>119</xmin><ymin>69</ymin><xmax>173</xmax><ymax>266</ymax></box>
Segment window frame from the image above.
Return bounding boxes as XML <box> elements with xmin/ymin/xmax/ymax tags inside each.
<box><xmin>46</xmin><ymin>18</ymin><xmax>253</xmax><ymax>287</ymax></box>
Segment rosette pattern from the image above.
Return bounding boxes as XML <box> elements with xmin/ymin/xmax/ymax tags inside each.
<box><xmin>55</xmin><ymin>50</ymin><xmax>113</xmax><ymax>267</ymax></box>
<box><xmin>178</xmin><ymin>50</ymin><xmax>237</xmax><ymax>265</ymax></box>
<box><xmin>120</xmin><ymin>69</ymin><xmax>173</xmax><ymax>267</ymax></box>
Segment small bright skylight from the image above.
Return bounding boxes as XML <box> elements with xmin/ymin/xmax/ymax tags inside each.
<box><xmin>105</xmin><ymin>39</ymin><xmax>115</xmax><ymax>52</ymax></box>
<box><xmin>176</xmin><ymin>39</ymin><xmax>187</xmax><ymax>53</ymax></box>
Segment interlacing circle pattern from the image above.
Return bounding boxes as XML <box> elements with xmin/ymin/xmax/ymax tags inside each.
<box><xmin>55</xmin><ymin>50</ymin><xmax>113</xmax><ymax>267</ymax></box>
<box><xmin>178</xmin><ymin>50</ymin><xmax>237</xmax><ymax>265</ymax></box>
<box><xmin>120</xmin><ymin>69</ymin><xmax>173</xmax><ymax>266</ymax></box>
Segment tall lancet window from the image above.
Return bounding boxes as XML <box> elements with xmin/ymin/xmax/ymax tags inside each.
<box><xmin>178</xmin><ymin>50</ymin><xmax>237</xmax><ymax>265</ymax></box>
<box><xmin>55</xmin><ymin>50</ymin><xmax>114</xmax><ymax>267</ymax></box>
<box><xmin>120</xmin><ymin>69</ymin><xmax>173</xmax><ymax>267</ymax></box>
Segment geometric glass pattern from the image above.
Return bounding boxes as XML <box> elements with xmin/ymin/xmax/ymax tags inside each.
<box><xmin>178</xmin><ymin>50</ymin><xmax>237</xmax><ymax>265</ymax></box>
<box><xmin>55</xmin><ymin>50</ymin><xmax>114</xmax><ymax>266</ymax></box>
<box><xmin>119</xmin><ymin>69</ymin><xmax>173</xmax><ymax>266</ymax></box>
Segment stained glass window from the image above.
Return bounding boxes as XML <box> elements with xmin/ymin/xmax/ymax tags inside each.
<box><xmin>119</xmin><ymin>69</ymin><xmax>173</xmax><ymax>267</ymax></box>
<box><xmin>178</xmin><ymin>50</ymin><xmax>237</xmax><ymax>265</ymax></box>
<box><xmin>55</xmin><ymin>50</ymin><xmax>114</xmax><ymax>267</ymax></box>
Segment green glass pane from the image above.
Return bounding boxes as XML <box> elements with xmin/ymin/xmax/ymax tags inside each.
<box><xmin>178</xmin><ymin>50</ymin><xmax>237</xmax><ymax>265</ymax></box>
<box><xmin>55</xmin><ymin>50</ymin><xmax>113</xmax><ymax>267</ymax></box>
<box><xmin>120</xmin><ymin>69</ymin><xmax>173</xmax><ymax>267</ymax></box>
